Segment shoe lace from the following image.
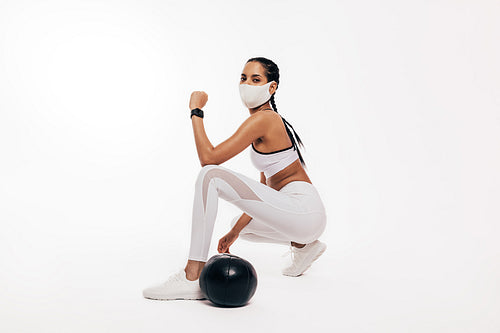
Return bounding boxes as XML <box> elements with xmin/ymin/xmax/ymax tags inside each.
<box><xmin>281</xmin><ymin>245</ymin><xmax>296</xmax><ymax>263</ymax></box>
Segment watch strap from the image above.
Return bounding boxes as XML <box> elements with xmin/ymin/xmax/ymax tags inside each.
<box><xmin>191</xmin><ymin>108</ymin><xmax>204</xmax><ymax>119</ymax></box>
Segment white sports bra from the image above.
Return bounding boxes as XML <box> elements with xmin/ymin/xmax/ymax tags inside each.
<box><xmin>250</xmin><ymin>141</ymin><xmax>300</xmax><ymax>179</ymax></box>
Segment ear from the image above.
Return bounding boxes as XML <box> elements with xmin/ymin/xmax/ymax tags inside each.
<box><xmin>269</xmin><ymin>81</ymin><xmax>278</xmax><ymax>95</ymax></box>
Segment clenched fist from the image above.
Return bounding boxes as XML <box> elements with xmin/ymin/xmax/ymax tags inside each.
<box><xmin>189</xmin><ymin>91</ymin><xmax>208</xmax><ymax>110</ymax></box>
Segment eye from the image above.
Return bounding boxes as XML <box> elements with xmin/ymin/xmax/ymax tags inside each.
<box><xmin>253</xmin><ymin>79</ymin><xmax>260</xmax><ymax>82</ymax></box>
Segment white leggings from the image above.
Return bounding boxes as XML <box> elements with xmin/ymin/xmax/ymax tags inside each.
<box><xmin>188</xmin><ymin>164</ymin><xmax>327</xmax><ymax>262</ymax></box>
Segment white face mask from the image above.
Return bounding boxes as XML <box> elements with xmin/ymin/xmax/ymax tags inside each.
<box><xmin>239</xmin><ymin>81</ymin><xmax>275</xmax><ymax>109</ymax></box>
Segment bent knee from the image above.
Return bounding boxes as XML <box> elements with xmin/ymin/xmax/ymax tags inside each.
<box><xmin>195</xmin><ymin>164</ymin><xmax>223</xmax><ymax>185</ymax></box>
<box><xmin>199</xmin><ymin>164</ymin><xmax>222</xmax><ymax>177</ymax></box>
<box><xmin>201</xmin><ymin>164</ymin><xmax>220</xmax><ymax>171</ymax></box>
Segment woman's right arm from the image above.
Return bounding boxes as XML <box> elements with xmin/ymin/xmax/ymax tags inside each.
<box><xmin>231</xmin><ymin>213</ymin><xmax>252</xmax><ymax>234</ymax></box>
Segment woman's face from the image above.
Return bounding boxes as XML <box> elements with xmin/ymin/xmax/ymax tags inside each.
<box><xmin>240</xmin><ymin>61</ymin><xmax>277</xmax><ymax>94</ymax></box>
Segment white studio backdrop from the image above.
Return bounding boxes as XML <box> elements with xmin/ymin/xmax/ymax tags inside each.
<box><xmin>0</xmin><ymin>0</ymin><xmax>499</xmax><ymax>332</ymax></box>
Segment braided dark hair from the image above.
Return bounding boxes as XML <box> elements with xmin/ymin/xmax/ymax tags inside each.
<box><xmin>246</xmin><ymin>57</ymin><xmax>307</xmax><ymax>169</ymax></box>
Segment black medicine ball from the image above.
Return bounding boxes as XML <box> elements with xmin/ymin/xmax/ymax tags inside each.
<box><xmin>199</xmin><ymin>253</ymin><xmax>258</xmax><ymax>307</ymax></box>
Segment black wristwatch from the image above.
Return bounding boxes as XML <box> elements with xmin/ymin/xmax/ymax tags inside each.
<box><xmin>190</xmin><ymin>108</ymin><xmax>204</xmax><ymax>119</ymax></box>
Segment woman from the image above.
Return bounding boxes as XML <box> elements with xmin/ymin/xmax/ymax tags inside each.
<box><xmin>143</xmin><ymin>57</ymin><xmax>327</xmax><ymax>301</ymax></box>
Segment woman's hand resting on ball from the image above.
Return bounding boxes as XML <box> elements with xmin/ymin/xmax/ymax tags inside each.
<box><xmin>218</xmin><ymin>230</ymin><xmax>239</xmax><ymax>254</ymax></box>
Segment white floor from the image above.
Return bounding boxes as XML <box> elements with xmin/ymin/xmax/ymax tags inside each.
<box><xmin>1</xmin><ymin>214</ymin><xmax>498</xmax><ymax>333</ymax></box>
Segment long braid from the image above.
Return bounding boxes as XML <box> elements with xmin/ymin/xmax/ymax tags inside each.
<box><xmin>247</xmin><ymin>57</ymin><xmax>307</xmax><ymax>169</ymax></box>
<box><xmin>270</xmin><ymin>94</ymin><xmax>307</xmax><ymax>169</ymax></box>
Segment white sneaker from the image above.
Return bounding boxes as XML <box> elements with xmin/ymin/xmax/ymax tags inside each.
<box><xmin>281</xmin><ymin>240</ymin><xmax>327</xmax><ymax>277</ymax></box>
<box><xmin>143</xmin><ymin>269</ymin><xmax>206</xmax><ymax>300</ymax></box>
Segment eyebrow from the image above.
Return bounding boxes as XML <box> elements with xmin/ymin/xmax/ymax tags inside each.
<box><xmin>241</xmin><ymin>74</ymin><xmax>262</xmax><ymax>77</ymax></box>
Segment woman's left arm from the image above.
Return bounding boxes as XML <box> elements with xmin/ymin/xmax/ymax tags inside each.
<box><xmin>191</xmin><ymin>115</ymin><xmax>214</xmax><ymax>166</ymax></box>
<box><xmin>190</xmin><ymin>91</ymin><xmax>213</xmax><ymax>166</ymax></box>
<box><xmin>189</xmin><ymin>91</ymin><xmax>268</xmax><ymax>166</ymax></box>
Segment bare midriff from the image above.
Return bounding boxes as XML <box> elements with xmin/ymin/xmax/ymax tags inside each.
<box><xmin>266</xmin><ymin>159</ymin><xmax>312</xmax><ymax>191</ymax></box>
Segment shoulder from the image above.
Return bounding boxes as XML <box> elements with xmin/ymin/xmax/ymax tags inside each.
<box><xmin>244</xmin><ymin>111</ymin><xmax>275</xmax><ymax>127</ymax></box>
<box><xmin>249</xmin><ymin>110</ymin><xmax>281</xmax><ymax>123</ymax></box>
<box><xmin>240</xmin><ymin>112</ymin><xmax>282</xmax><ymax>137</ymax></box>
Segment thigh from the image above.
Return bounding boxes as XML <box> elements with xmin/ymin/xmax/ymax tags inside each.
<box><xmin>204</xmin><ymin>165</ymin><xmax>303</xmax><ymax>213</ymax></box>
<box><xmin>204</xmin><ymin>165</ymin><xmax>324</xmax><ymax>241</ymax></box>
<box><xmin>231</xmin><ymin>213</ymin><xmax>286</xmax><ymax>236</ymax></box>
